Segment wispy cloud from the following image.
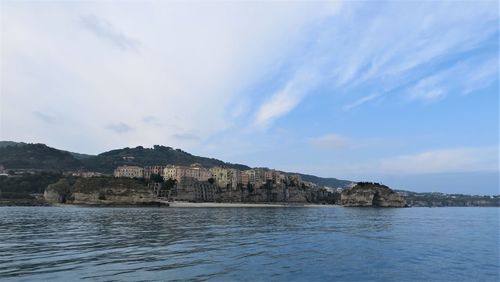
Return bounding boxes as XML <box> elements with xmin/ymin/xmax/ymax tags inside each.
<box><xmin>250</xmin><ymin>1</ymin><xmax>498</xmax><ymax>127</ymax></box>
<box><xmin>80</xmin><ymin>14</ymin><xmax>140</xmax><ymax>51</ymax></box>
<box><xmin>378</xmin><ymin>146</ymin><xmax>499</xmax><ymax>174</ymax></box>
<box><xmin>33</xmin><ymin>111</ymin><xmax>56</xmax><ymax>124</ymax></box>
<box><xmin>171</xmin><ymin>133</ymin><xmax>200</xmax><ymax>142</ymax></box>
<box><xmin>254</xmin><ymin>70</ymin><xmax>319</xmax><ymax>128</ymax></box>
<box><xmin>333</xmin><ymin>146</ymin><xmax>499</xmax><ymax>176</ymax></box>
<box><xmin>407</xmin><ymin>74</ymin><xmax>447</xmax><ymax>102</ymax></box>
<box><xmin>142</xmin><ymin>115</ymin><xmax>164</xmax><ymax>128</ymax></box>
<box><xmin>343</xmin><ymin>93</ymin><xmax>381</xmax><ymax>111</ymax></box>
<box><xmin>308</xmin><ymin>134</ymin><xmax>351</xmax><ymax>150</ymax></box>
<box><xmin>463</xmin><ymin>56</ymin><xmax>498</xmax><ymax>95</ymax></box>
<box><xmin>107</xmin><ymin>123</ymin><xmax>133</xmax><ymax>134</ymax></box>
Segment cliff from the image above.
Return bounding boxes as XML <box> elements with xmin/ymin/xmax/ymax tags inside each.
<box><xmin>172</xmin><ymin>178</ymin><xmax>336</xmax><ymax>204</ymax></box>
<box><xmin>72</xmin><ymin>177</ymin><xmax>158</xmax><ymax>205</ymax></box>
<box><xmin>341</xmin><ymin>182</ymin><xmax>406</xmax><ymax>207</ymax></box>
<box><xmin>44</xmin><ymin>179</ymin><xmax>71</xmax><ymax>204</ymax></box>
<box><xmin>44</xmin><ymin>177</ymin><xmax>159</xmax><ymax>205</ymax></box>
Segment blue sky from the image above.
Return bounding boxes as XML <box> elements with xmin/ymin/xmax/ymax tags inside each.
<box><xmin>1</xmin><ymin>0</ymin><xmax>498</xmax><ymax>194</ymax></box>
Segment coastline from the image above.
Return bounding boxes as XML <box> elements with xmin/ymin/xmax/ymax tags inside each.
<box><xmin>166</xmin><ymin>201</ymin><xmax>342</xmax><ymax>208</ymax></box>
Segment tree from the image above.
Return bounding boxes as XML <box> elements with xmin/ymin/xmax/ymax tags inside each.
<box><xmin>247</xmin><ymin>183</ymin><xmax>254</xmax><ymax>193</ymax></box>
<box><xmin>150</xmin><ymin>173</ymin><xmax>164</xmax><ymax>183</ymax></box>
<box><xmin>164</xmin><ymin>178</ymin><xmax>177</xmax><ymax>190</ymax></box>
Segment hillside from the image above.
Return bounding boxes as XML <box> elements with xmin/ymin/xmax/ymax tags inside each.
<box><xmin>82</xmin><ymin>145</ymin><xmax>250</xmax><ymax>173</ymax></box>
<box><xmin>0</xmin><ymin>143</ymin><xmax>83</xmax><ymax>171</ymax></box>
<box><xmin>297</xmin><ymin>173</ymin><xmax>353</xmax><ymax>188</ymax></box>
<box><xmin>0</xmin><ymin>141</ymin><xmax>27</xmax><ymax>148</ymax></box>
<box><xmin>0</xmin><ymin>142</ymin><xmax>353</xmax><ymax>188</ymax></box>
<box><xmin>396</xmin><ymin>190</ymin><xmax>500</xmax><ymax>207</ymax></box>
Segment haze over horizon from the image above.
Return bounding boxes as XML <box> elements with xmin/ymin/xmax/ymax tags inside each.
<box><xmin>1</xmin><ymin>1</ymin><xmax>498</xmax><ymax>194</ymax></box>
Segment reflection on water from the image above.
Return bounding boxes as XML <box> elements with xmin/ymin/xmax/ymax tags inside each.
<box><xmin>0</xmin><ymin>207</ymin><xmax>498</xmax><ymax>281</ymax></box>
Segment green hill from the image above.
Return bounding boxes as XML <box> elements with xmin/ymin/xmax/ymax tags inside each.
<box><xmin>0</xmin><ymin>141</ymin><xmax>353</xmax><ymax>187</ymax></box>
<box><xmin>82</xmin><ymin>145</ymin><xmax>250</xmax><ymax>173</ymax></box>
<box><xmin>0</xmin><ymin>141</ymin><xmax>27</xmax><ymax>148</ymax></box>
<box><xmin>297</xmin><ymin>173</ymin><xmax>353</xmax><ymax>188</ymax></box>
<box><xmin>0</xmin><ymin>143</ymin><xmax>83</xmax><ymax>171</ymax></box>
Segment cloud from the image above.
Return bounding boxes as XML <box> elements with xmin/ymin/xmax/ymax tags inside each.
<box><xmin>407</xmin><ymin>74</ymin><xmax>447</xmax><ymax>102</ymax></box>
<box><xmin>463</xmin><ymin>56</ymin><xmax>498</xmax><ymax>95</ymax></box>
<box><xmin>107</xmin><ymin>123</ymin><xmax>133</xmax><ymax>134</ymax></box>
<box><xmin>33</xmin><ymin>111</ymin><xmax>56</xmax><ymax>124</ymax></box>
<box><xmin>171</xmin><ymin>133</ymin><xmax>200</xmax><ymax>142</ymax></box>
<box><xmin>407</xmin><ymin>53</ymin><xmax>497</xmax><ymax>102</ymax></box>
<box><xmin>250</xmin><ymin>1</ymin><xmax>498</xmax><ymax>127</ymax></box>
<box><xmin>377</xmin><ymin>147</ymin><xmax>499</xmax><ymax>174</ymax></box>
<box><xmin>308</xmin><ymin>134</ymin><xmax>351</xmax><ymax>150</ymax></box>
<box><xmin>1</xmin><ymin>1</ymin><xmax>342</xmax><ymax>152</ymax></box>
<box><xmin>343</xmin><ymin>93</ymin><xmax>381</xmax><ymax>111</ymax></box>
<box><xmin>254</xmin><ymin>70</ymin><xmax>319</xmax><ymax>128</ymax></box>
<box><xmin>142</xmin><ymin>115</ymin><xmax>164</xmax><ymax>127</ymax></box>
<box><xmin>80</xmin><ymin>14</ymin><xmax>140</xmax><ymax>51</ymax></box>
<box><xmin>342</xmin><ymin>146</ymin><xmax>500</xmax><ymax>175</ymax></box>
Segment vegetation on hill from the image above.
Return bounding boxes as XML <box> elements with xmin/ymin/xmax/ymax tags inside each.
<box><xmin>0</xmin><ymin>172</ymin><xmax>62</xmax><ymax>199</ymax></box>
<box><xmin>298</xmin><ymin>173</ymin><xmax>353</xmax><ymax>188</ymax></box>
<box><xmin>82</xmin><ymin>145</ymin><xmax>250</xmax><ymax>173</ymax></box>
<box><xmin>0</xmin><ymin>141</ymin><xmax>27</xmax><ymax>148</ymax></box>
<box><xmin>0</xmin><ymin>143</ymin><xmax>83</xmax><ymax>171</ymax></box>
<box><xmin>0</xmin><ymin>142</ymin><xmax>352</xmax><ymax>188</ymax></box>
<box><xmin>396</xmin><ymin>190</ymin><xmax>500</xmax><ymax>207</ymax></box>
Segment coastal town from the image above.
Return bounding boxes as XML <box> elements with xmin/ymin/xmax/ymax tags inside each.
<box><xmin>112</xmin><ymin>164</ymin><xmax>331</xmax><ymax>203</ymax></box>
<box><xmin>0</xmin><ymin>143</ymin><xmax>497</xmax><ymax>207</ymax></box>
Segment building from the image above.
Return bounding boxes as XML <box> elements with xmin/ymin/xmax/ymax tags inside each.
<box><xmin>243</xmin><ymin>170</ymin><xmax>256</xmax><ymax>186</ymax></box>
<box><xmin>163</xmin><ymin>164</ymin><xmax>211</xmax><ymax>183</ymax></box>
<box><xmin>70</xmin><ymin>171</ymin><xmax>104</xmax><ymax>178</ymax></box>
<box><xmin>227</xmin><ymin>169</ymin><xmax>241</xmax><ymax>190</ymax></box>
<box><xmin>241</xmin><ymin>172</ymin><xmax>249</xmax><ymax>186</ymax></box>
<box><xmin>210</xmin><ymin>166</ymin><xmax>229</xmax><ymax>188</ymax></box>
<box><xmin>209</xmin><ymin>167</ymin><xmax>242</xmax><ymax>189</ymax></box>
<box><xmin>114</xmin><ymin>165</ymin><xmax>144</xmax><ymax>178</ymax></box>
<box><xmin>267</xmin><ymin>170</ymin><xmax>285</xmax><ymax>184</ymax></box>
<box><xmin>144</xmin><ymin>165</ymin><xmax>166</xmax><ymax>179</ymax></box>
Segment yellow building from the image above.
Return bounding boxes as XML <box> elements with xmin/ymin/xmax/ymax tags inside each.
<box><xmin>163</xmin><ymin>164</ymin><xmax>211</xmax><ymax>183</ymax></box>
<box><xmin>210</xmin><ymin>166</ymin><xmax>229</xmax><ymax>188</ymax></box>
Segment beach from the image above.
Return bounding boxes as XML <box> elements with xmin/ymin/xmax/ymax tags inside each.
<box><xmin>166</xmin><ymin>201</ymin><xmax>341</xmax><ymax>208</ymax></box>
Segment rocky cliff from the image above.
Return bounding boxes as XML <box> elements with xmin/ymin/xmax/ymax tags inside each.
<box><xmin>44</xmin><ymin>179</ymin><xmax>71</xmax><ymax>204</ymax></box>
<box><xmin>341</xmin><ymin>183</ymin><xmax>406</xmax><ymax>207</ymax></box>
<box><xmin>44</xmin><ymin>177</ymin><xmax>158</xmax><ymax>205</ymax></box>
<box><xmin>170</xmin><ymin>177</ymin><xmax>336</xmax><ymax>204</ymax></box>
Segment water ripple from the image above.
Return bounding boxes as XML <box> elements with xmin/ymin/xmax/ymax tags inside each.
<box><xmin>0</xmin><ymin>207</ymin><xmax>498</xmax><ymax>281</ymax></box>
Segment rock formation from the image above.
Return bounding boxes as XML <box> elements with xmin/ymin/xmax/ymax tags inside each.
<box><xmin>341</xmin><ymin>182</ymin><xmax>406</xmax><ymax>207</ymax></box>
<box><xmin>44</xmin><ymin>177</ymin><xmax>159</xmax><ymax>206</ymax></box>
<box><xmin>71</xmin><ymin>177</ymin><xmax>157</xmax><ymax>205</ymax></box>
<box><xmin>44</xmin><ymin>179</ymin><xmax>71</xmax><ymax>204</ymax></box>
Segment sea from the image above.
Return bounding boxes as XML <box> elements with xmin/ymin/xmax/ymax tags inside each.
<box><xmin>0</xmin><ymin>206</ymin><xmax>498</xmax><ymax>281</ymax></box>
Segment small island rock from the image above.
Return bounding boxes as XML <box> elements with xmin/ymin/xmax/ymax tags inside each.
<box><xmin>341</xmin><ymin>182</ymin><xmax>406</xmax><ymax>207</ymax></box>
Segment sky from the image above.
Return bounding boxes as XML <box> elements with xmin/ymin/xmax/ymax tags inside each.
<box><xmin>1</xmin><ymin>0</ymin><xmax>498</xmax><ymax>194</ymax></box>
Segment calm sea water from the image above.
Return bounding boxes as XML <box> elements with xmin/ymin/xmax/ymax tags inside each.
<box><xmin>0</xmin><ymin>206</ymin><xmax>498</xmax><ymax>281</ymax></box>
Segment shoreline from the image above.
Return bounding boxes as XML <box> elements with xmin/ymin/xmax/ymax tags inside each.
<box><xmin>166</xmin><ymin>201</ymin><xmax>342</xmax><ymax>208</ymax></box>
